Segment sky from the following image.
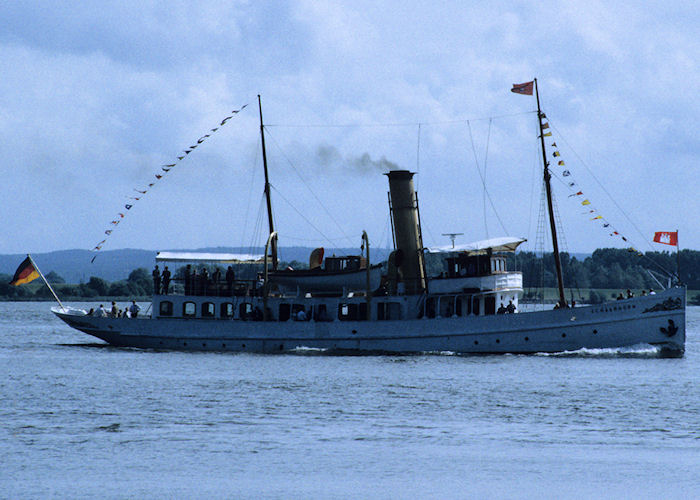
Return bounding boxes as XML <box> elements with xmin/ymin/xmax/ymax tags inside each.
<box><xmin>1</xmin><ymin>0</ymin><xmax>698</xmax><ymax>258</ymax></box>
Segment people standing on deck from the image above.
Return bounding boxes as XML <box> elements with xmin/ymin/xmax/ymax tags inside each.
<box><xmin>129</xmin><ymin>300</ymin><xmax>140</xmax><ymax>318</ymax></box>
<box><xmin>200</xmin><ymin>268</ymin><xmax>209</xmax><ymax>296</ymax></box>
<box><xmin>94</xmin><ymin>304</ymin><xmax>106</xmax><ymax>317</ymax></box>
<box><xmin>497</xmin><ymin>303</ymin><xmax>507</xmax><ymax>314</ymax></box>
<box><xmin>161</xmin><ymin>266</ymin><xmax>171</xmax><ymax>295</ymax></box>
<box><xmin>184</xmin><ymin>264</ymin><xmax>192</xmax><ymax>295</ymax></box>
<box><xmin>506</xmin><ymin>300</ymin><xmax>516</xmax><ymax>314</ymax></box>
<box><xmin>152</xmin><ymin>265</ymin><xmax>161</xmax><ymax>295</ymax></box>
<box><xmin>191</xmin><ymin>269</ymin><xmax>198</xmax><ymax>295</ymax></box>
<box><xmin>212</xmin><ymin>268</ymin><xmax>222</xmax><ymax>296</ymax></box>
<box><xmin>110</xmin><ymin>301</ymin><xmax>118</xmax><ymax>317</ymax></box>
<box><xmin>226</xmin><ymin>266</ymin><xmax>235</xmax><ymax>295</ymax></box>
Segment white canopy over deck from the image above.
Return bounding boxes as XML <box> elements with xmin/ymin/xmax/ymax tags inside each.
<box><xmin>155</xmin><ymin>251</ymin><xmax>264</xmax><ymax>264</ymax></box>
<box><xmin>425</xmin><ymin>236</ymin><xmax>527</xmax><ymax>255</ymax></box>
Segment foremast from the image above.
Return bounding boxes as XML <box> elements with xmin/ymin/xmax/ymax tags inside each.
<box><xmin>258</xmin><ymin>95</ymin><xmax>278</xmax><ymax>270</ymax></box>
<box><xmin>535</xmin><ymin>78</ymin><xmax>567</xmax><ymax>308</ymax></box>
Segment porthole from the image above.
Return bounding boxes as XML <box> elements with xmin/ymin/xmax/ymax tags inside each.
<box><xmin>593</xmin><ymin>329</ymin><xmax>598</xmax><ymax>334</ymax></box>
<box><xmin>496</xmin><ymin>339</ymin><xmax>500</xmax><ymax>344</ymax></box>
<box><xmin>159</xmin><ymin>301</ymin><xmax>173</xmax><ymax>317</ymax></box>
<box><xmin>562</xmin><ymin>333</ymin><xmax>566</xmax><ymax>338</ymax></box>
<box><xmin>222</xmin><ymin>343</ymin><xmax>226</xmax><ymax>348</ymax></box>
<box><xmin>524</xmin><ymin>337</ymin><xmax>529</xmax><ymax>341</ymax></box>
<box><xmin>474</xmin><ymin>340</ymin><xmax>479</xmax><ymax>345</ymax></box>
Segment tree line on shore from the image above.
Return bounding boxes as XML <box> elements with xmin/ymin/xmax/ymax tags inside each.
<box><xmin>514</xmin><ymin>248</ymin><xmax>698</xmax><ymax>290</ymax></box>
<box><xmin>0</xmin><ymin>268</ymin><xmax>154</xmax><ymax>300</ymax></box>
<box><xmin>1</xmin><ymin>248</ymin><xmax>698</xmax><ymax>304</ymax></box>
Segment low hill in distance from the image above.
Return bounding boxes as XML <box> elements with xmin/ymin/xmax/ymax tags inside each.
<box><xmin>0</xmin><ymin>247</ymin><xmax>393</xmax><ymax>283</ymax></box>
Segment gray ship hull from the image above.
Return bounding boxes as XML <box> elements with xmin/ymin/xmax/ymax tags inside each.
<box><xmin>53</xmin><ymin>287</ymin><xmax>685</xmax><ymax>356</ymax></box>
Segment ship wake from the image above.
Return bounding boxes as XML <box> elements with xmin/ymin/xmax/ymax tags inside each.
<box><xmin>536</xmin><ymin>343</ymin><xmax>662</xmax><ymax>358</ymax></box>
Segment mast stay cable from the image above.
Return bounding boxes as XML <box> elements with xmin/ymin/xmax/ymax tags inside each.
<box><xmin>466</xmin><ymin>121</ymin><xmax>508</xmax><ymax>237</ymax></box>
<box><xmin>263</xmin><ymin>128</ymin><xmax>353</xmax><ymax>246</ymax></box>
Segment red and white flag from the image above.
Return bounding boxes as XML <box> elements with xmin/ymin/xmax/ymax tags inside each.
<box><xmin>511</xmin><ymin>81</ymin><xmax>534</xmax><ymax>95</ymax></box>
<box><xmin>653</xmin><ymin>231</ymin><xmax>678</xmax><ymax>246</ymax></box>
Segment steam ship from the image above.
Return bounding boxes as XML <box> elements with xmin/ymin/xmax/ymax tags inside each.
<box><xmin>53</xmin><ymin>87</ymin><xmax>686</xmax><ymax>355</ymax></box>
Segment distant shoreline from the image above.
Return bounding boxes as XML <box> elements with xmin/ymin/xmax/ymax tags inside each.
<box><xmin>0</xmin><ymin>296</ymin><xmax>151</xmax><ymax>303</ymax></box>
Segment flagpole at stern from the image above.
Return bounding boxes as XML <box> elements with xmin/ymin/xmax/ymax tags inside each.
<box><xmin>676</xmin><ymin>229</ymin><xmax>681</xmax><ymax>285</ymax></box>
<box><xmin>27</xmin><ymin>254</ymin><xmax>66</xmax><ymax>311</ymax></box>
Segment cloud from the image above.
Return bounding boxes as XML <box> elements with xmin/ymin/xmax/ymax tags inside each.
<box><xmin>0</xmin><ymin>0</ymin><xmax>698</xmax><ymax>254</ymax></box>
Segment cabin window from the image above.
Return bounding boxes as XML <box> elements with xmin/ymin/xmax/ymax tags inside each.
<box><xmin>472</xmin><ymin>297</ymin><xmax>480</xmax><ymax>316</ymax></box>
<box><xmin>455</xmin><ymin>297</ymin><xmax>463</xmax><ymax>317</ymax></box>
<box><xmin>360</xmin><ymin>303</ymin><xmax>367</xmax><ymax>320</ymax></box>
<box><xmin>426</xmin><ymin>298</ymin><xmax>437</xmax><ymax>319</ymax></box>
<box><xmin>202</xmin><ymin>302</ymin><xmax>215</xmax><ymax>318</ymax></box>
<box><xmin>278</xmin><ymin>303</ymin><xmax>291</xmax><ymax>322</ymax></box>
<box><xmin>315</xmin><ymin>304</ymin><xmax>332</xmax><ymax>322</ymax></box>
<box><xmin>239</xmin><ymin>302</ymin><xmax>252</xmax><ymax>320</ymax></box>
<box><xmin>292</xmin><ymin>304</ymin><xmax>310</xmax><ymax>321</ymax></box>
<box><xmin>338</xmin><ymin>303</ymin><xmax>367</xmax><ymax>321</ymax></box>
<box><xmin>159</xmin><ymin>301</ymin><xmax>173</xmax><ymax>316</ymax></box>
<box><xmin>220</xmin><ymin>302</ymin><xmax>234</xmax><ymax>318</ymax></box>
<box><xmin>440</xmin><ymin>297</ymin><xmax>454</xmax><ymax>317</ymax></box>
<box><xmin>339</xmin><ymin>303</ymin><xmax>355</xmax><ymax>321</ymax></box>
<box><xmin>377</xmin><ymin>302</ymin><xmax>401</xmax><ymax>320</ymax></box>
<box><xmin>485</xmin><ymin>296</ymin><xmax>496</xmax><ymax>315</ymax></box>
<box><xmin>387</xmin><ymin>302</ymin><xmax>401</xmax><ymax>320</ymax></box>
<box><xmin>183</xmin><ymin>301</ymin><xmax>196</xmax><ymax>317</ymax></box>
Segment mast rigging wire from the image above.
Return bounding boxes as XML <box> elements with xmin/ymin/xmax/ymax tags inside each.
<box><xmin>548</xmin><ymin>121</ymin><xmax>656</xmax><ymax>253</ymax></box>
<box><xmin>263</xmin><ymin>127</ymin><xmax>353</xmax><ymax>245</ymax></box>
<box><xmin>270</xmin><ymin>185</ymin><xmax>336</xmax><ymax>248</ymax></box>
<box><xmin>466</xmin><ymin>120</ymin><xmax>508</xmax><ymax>237</ymax></box>
<box><xmin>265</xmin><ymin>110</ymin><xmax>536</xmax><ymax>129</ymax></box>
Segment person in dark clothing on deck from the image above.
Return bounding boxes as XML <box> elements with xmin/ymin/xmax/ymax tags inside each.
<box><xmin>226</xmin><ymin>266</ymin><xmax>235</xmax><ymax>295</ymax></box>
<box><xmin>212</xmin><ymin>268</ymin><xmax>221</xmax><ymax>295</ymax></box>
<box><xmin>191</xmin><ymin>269</ymin><xmax>199</xmax><ymax>295</ymax></box>
<box><xmin>200</xmin><ymin>268</ymin><xmax>209</xmax><ymax>296</ymax></box>
<box><xmin>152</xmin><ymin>265</ymin><xmax>161</xmax><ymax>295</ymax></box>
<box><xmin>161</xmin><ymin>266</ymin><xmax>171</xmax><ymax>295</ymax></box>
<box><xmin>184</xmin><ymin>265</ymin><xmax>192</xmax><ymax>295</ymax></box>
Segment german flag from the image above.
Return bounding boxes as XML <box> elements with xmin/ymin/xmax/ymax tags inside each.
<box><xmin>9</xmin><ymin>256</ymin><xmax>40</xmax><ymax>286</ymax></box>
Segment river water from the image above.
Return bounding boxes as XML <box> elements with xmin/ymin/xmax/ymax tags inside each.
<box><xmin>2</xmin><ymin>302</ymin><xmax>699</xmax><ymax>499</ymax></box>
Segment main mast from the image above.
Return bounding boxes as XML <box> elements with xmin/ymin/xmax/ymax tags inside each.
<box><xmin>258</xmin><ymin>94</ymin><xmax>278</xmax><ymax>270</ymax></box>
<box><xmin>535</xmin><ymin>79</ymin><xmax>567</xmax><ymax>308</ymax></box>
